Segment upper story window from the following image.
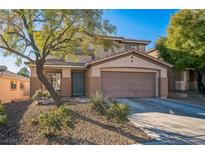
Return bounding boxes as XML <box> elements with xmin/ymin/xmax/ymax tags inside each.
<box><xmin>125</xmin><ymin>43</ymin><xmax>139</xmax><ymax>51</ymax></box>
<box><xmin>130</xmin><ymin>45</ymin><xmax>139</xmax><ymax>50</ymax></box>
<box><xmin>20</xmin><ymin>82</ymin><xmax>25</xmax><ymax>90</ymax></box>
<box><xmin>11</xmin><ymin>81</ymin><xmax>17</xmax><ymax>90</ymax></box>
<box><xmin>74</xmin><ymin>48</ymin><xmax>94</xmax><ymax>56</ymax></box>
<box><xmin>46</xmin><ymin>73</ymin><xmax>61</xmax><ymax>91</ymax></box>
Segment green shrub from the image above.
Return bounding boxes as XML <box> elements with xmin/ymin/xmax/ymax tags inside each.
<box><xmin>32</xmin><ymin>89</ymin><xmax>51</xmax><ymax>100</ymax></box>
<box><xmin>107</xmin><ymin>102</ymin><xmax>130</xmax><ymax>123</ymax></box>
<box><xmin>57</xmin><ymin>105</ymin><xmax>75</xmax><ymax>129</ymax></box>
<box><xmin>89</xmin><ymin>91</ymin><xmax>109</xmax><ymax>115</ymax></box>
<box><xmin>0</xmin><ymin>105</ymin><xmax>5</xmax><ymax>114</ymax></box>
<box><xmin>0</xmin><ymin>115</ymin><xmax>7</xmax><ymax>126</ymax></box>
<box><xmin>38</xmin><ymin>105</ymin><xmax>75</xmax><ymax>137</ymax></box>
<box><xmin>0</xmin><ymin>105</ymin><xmax>7</xmax><ymax>126</ymax></box>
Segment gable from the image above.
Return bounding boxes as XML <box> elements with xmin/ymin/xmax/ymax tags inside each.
<box><xmin>90</xmin><ymin>53</ymin><xmax>168</xmax><ymax>77</ymax></box>
<box><xmin>89</xmin><ymin>51</ymin><xmax>171</xmax><ymax>68</ymax></box>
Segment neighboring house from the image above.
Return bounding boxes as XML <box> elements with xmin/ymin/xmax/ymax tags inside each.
<box><xmin>28</xmin><ymin>36</ymin><xmax>172</xmax><ymax>98</ymax></box>
<box><xmin>0</xmin><ymin>71</ymin><xmax>30</xmax><ymax>103</ymax></box>
<box><xmin>146</xmin><ymin>48</ymin><xmax>204</xmax><ymax>92</ymax></box>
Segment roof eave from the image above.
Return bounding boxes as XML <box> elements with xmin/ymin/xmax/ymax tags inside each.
<box><xmin>28</xmin><ymin>64</ymin><xmax>87</xmax><ymax>69</ymax></box>
<box><xmin>88</xmin><ymin>50</ymin><xmax>173</xmax><ymax>68</ymax></box>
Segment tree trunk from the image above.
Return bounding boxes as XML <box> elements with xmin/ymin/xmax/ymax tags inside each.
<box><xmin>196</xmin><ymin>71</ymin><xmax>205</xmax><ymax>94</ymax></box>
<box><xmin>36</xmin><ymin>59</ymin><xmax>62</xmax><ymax>106</ymax></box>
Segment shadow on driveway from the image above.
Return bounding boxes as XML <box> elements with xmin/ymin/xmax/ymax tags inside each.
<box><xmin>117</xmin><ymin>98</ymin><xmax>205</xmax><ymax>145</ymax></box>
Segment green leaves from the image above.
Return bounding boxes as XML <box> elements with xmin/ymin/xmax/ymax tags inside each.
<box><xmin>0</xmin><ymin>105</ymin><xmax>5</xmax><ymax>114</ymax></box>
<box><xmin>0</xmin><ymin>9</ymin><xmax>116</xmax><ymax>64</ymax></box>
<box><xmin>107</xmin><ymin>102</ymin><xmax>130</xmax><ymax>123</ymax></box>
<box><xmin>17</xmin><ymin>66</ymin><xmax>30</xmax><ymax>77</ymax></box>
<box><xmin>0</xmin><ymin>105</ymin><xmax>7</xmax><ymax>126</ymax></box>
<box><xmin>166</xmin><ymin>10</ymin><xmax>205</xmax><ymax>57</ymax></box>
<box><xmin>156</xmin><ymin>10</ymin><xmax>205</xmax><ymax>71</ymax></box>
<box><xmin>89</xmin><ymin>91</ymin><xmax>109</xmax><ymax>115</ymax></box>
<box><xmin>38</xmin><ymin>105</ymin><xmax>75</xmax><ymax>137</ymax></box>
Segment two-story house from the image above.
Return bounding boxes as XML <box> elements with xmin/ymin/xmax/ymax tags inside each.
<box><xmin>28</xmin><ymin>35</ymin><xmax>172</xmax><ymax>98</ymax></box>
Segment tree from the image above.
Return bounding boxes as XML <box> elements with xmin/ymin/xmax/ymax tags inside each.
<box><xmin>17</xmin><ymin>66</ymin><xmax>30</xmax><ymax>77</ymax></box>
<box><xmin>0</xmin><ymin>10</ymin><xmax>116</xmax><ymax>105</ymax></box>
<box><xmin>156</xmin><ymin>10</ymin><xmax>205</xmax><ymax>93</ymax></box>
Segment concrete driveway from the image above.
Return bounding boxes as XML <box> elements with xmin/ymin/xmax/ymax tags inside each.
<box><xmin>117</xmin><ymin>98</ymin><xmax>205</xmax><ymax>144</ymax></box>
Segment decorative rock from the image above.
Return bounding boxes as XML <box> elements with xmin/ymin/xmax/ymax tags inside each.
<box><xmin>33</xmin><ymin>97</ymin><xmax>55</xmax><ymax>105</ymax></box>
<box><xmin>62</xmin><ymin>97</ymin><xmax>89</xmax><ymax>103</ymax></box>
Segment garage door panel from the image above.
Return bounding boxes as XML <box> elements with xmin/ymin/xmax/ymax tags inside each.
<box><xmin>101</xmin><ymin>72</ymin><xmax>156</xmax><ymax>97</ymax></box>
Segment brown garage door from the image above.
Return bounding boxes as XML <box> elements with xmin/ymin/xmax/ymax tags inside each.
<box><xmin>101</xmin><ymin>72</ymin><xmax>156</xmax><ymax>97</ymax></box>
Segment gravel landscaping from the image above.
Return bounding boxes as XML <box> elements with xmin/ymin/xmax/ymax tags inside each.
<box><xmin>0</xmin><ymin>100</ymin><xmax>151</xmax><ymax>145</ymax></box>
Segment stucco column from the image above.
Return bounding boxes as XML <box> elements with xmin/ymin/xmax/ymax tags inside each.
<box><xmin>159</xmin><ymin>77</ymin><xmax>168</xmax><ymax>98</ymax></box>
<box><xmin>86</xmin><ymin>68</ymin><xmax>101</xmax><ymax>96</ymax></box>
<box><xmin>30</xmin><ymin>66</ymin><xmax>42</xmax><ymax>96</ymax></box>
<box><xmin>61</xmin><ymin>68</ymin><xmax>71</xmax><ymax>97</ymax></box>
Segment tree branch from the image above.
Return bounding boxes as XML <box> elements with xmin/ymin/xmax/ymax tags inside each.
<box><xmin>47</xmin><ymin>32</ymin><xmax>75</xmax><ymax>52</ymax></box>
<box><xmin>42</xmin><ymin>16</ymin><xmax>65</xmax><ymax>56</ymax></box>
<box><xmin>20</xmin><ymin>10</ymin><xmax>40</xmax><ymax>57</ymax></box>
<box><xmin>0</xmin><ymin>34</ymin><xmax>10</xmax><ymax>47</ymax></box>
<box><xmin>45</xmin><ymin>12</ymin><xmax>79</xmax><ymax>54</ymax></box>
<box><xmin>0</xmin><ymin>45</ymin><xmax>34</xmax><ymax>63</ymax></box>
<box><xmin>32</xmin><ymin>10</ymin><xmax>43</xmax><ymax>22</ymax></box>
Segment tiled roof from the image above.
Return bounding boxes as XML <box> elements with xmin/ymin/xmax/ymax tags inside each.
<box><xmin>0</xmin><ymin>71</ymin><xmax>30</xmax><ymax>81</ymax></box>
<box><xmin>100</xmin><ymin>35</ymin><xmax>151</xmax><ymax>44</ymax></box>
<box><xmin>146</xmin><ymin>48</ymin><xmax>157</xmax><ymax>53</ymax></box>
<box><xmin>44</xmin><ymin>59</ymin><xmax>86</xmax><ymax>66</ymax></box>
<box><xmin>26</xmin><ymin>50</ymin><xmax>172</xmax><ymax>68</ymax></box>
<box><xmin>84</xmin><ymin>30</ymin><xmax>151</xmax><ymax>44</ymax></box>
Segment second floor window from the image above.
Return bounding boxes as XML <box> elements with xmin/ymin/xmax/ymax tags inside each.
<box><xmin>11</xmin><ymin>81</ymin><xmax>17</xmax><ymax>90</ymax></box>
<box><xmin>130</xmin><ymin>45</ymin><xmax>138</xmax><ymax>50</ymax></box>
<box><xmin>46</xmin><ymin>73</ymin><xmax>61</xmax><ymax>91</ymax></box>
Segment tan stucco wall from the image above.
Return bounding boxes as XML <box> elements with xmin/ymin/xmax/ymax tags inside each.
<box><xmin>85</xmin><ymin>69</ymin><xmax>101</xmax><ymax>96</ymax></box>
<box><xmin>30</xmin><ymin>66</ymin><xmax>72</xmax><ymax>97</ymax></box>
<box><xmin>0</xmin><ymin>76</ymin><xmax>30</xmax><ymax>103</ymax></box>
<box><xmin>61</xmin><ymin>78</ymin><xmax>71</xmax><ymax>96</ymax></box>
<box><xmin>147</xmin><ymin>50</ymin><xmax>159</xmax><ymax>59</ymax></box>
<box><xmin>30</xmin><ymin>53</ymin><xmax>169</xmax><ymax>98</ymax></box>
<box><xmin>94</xmin><ymin>43</ymin><xmax>125</xmax><ymax>60</ymax></box>
<box><xmin>168</xmin><ymin>69</ymin><xmax>191</xmax><ymax>91</ymax></box>
<box><xmin>159</xmin><ymin>78</ymin><xmax>168</xmax><ymax>97</ymax></box>
<box><xmin>30</xmin><ymin>77</ymin><xmax>42</xmax><ymax>96</ymax></box>
<box><xmin>90</xmin><ymin>54</ymin><xmax>167</xmax><ymax>78</ymax></box>
<box><xmin>92</xmin><ymin>43</ymin><xmax>146</xmax><ymax>60</ymax></box>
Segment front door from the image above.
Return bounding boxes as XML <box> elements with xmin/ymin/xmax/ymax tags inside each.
<box><xmin>72</xmin><ymin>72</ymin><xmax>84</xmax><ymax>96</ymax></box>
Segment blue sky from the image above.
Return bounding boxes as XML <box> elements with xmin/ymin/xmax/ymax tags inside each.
<box><xmin>0</xmin><ymin>9</ymin><xmax>178</xmax><ymax>73</ymax></box>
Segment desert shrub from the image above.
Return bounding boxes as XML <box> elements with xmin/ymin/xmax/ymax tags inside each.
<box><xmin>57</xmin><ymin>105</ymin><xmax>75</xmax><ymax>128</ymax></box>
<box><xmin>0</xmin><ymin>105</ymin><xmax>7</xmax><ymax>126</ymax></box>
<box><xmin>0</xmin><ymin>115</ymin><xmax>8</xmax><ymax>126</ymax></box>
<box><xmin>107</xmin><ymin>102</ymin><xmax>130</xmax><ymax>123</ymax></box>
<box><xmin>30</xmin><ymin>117</ymin><xmax>39</xmax><ymax>126</ymax></box>
<box><xmin>89</xmin><ymin>91</ymin><xmax>109</xmax><ymax>115</ymax></box>
<box><xmin>0</xmin><ymin>105</ymin><xmax>5</xmax><ymax>114</ymax></box>
<box><xmin>32</xmin><ymin>89</ymin><xmax>50</xmax><ymax>100</ymax></box>
<box><xmin>38</xmin><ymin>105</ymin><xmax>75</xmax><ymax>137</ymax></box>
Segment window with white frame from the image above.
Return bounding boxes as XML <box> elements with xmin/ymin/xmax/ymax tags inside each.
<box><xmin>10</xmin><ymin>81</ymin><xmax>17</xmax><ymax>90</ymax></box>
<box><xmin>130</xmin><ymin>45</ymin><xmax>138</xmax><ymax>50</ymax></box>
<box><xmin>46</xmin><ymin>73</ymin><xmax>61</xmax><ymax>91</ymax></box>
